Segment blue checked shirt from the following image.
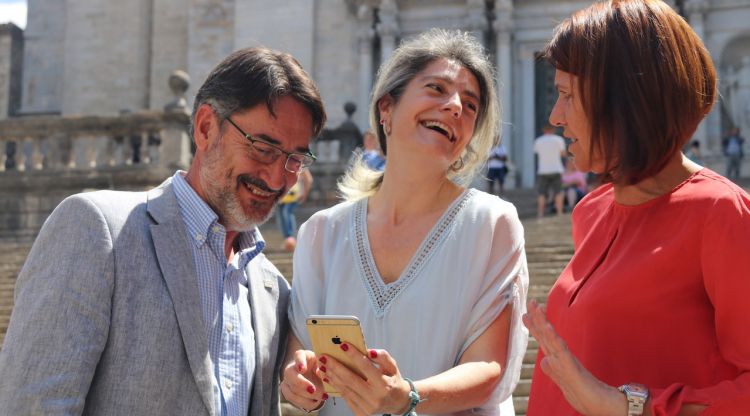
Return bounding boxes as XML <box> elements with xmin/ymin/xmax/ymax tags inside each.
<box><xmin>172</xmin><ymin>172</ymin><xmax>264</xmax><ymax>416</ymax></box>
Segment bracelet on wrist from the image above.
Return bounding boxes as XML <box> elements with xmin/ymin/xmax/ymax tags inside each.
<box><xmin>401</xmin><ymin>377</ymin><xmax>422</xmax><ymax>416</ymax></box>
<box><xmin>382</xmin><ymin>377</ymin><xmax>424</xmax><ymax>416</ymax></box>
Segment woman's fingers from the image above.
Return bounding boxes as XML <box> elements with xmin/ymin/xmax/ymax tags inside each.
<box><xmin>367</xmin><ymin>348</ymin><xmax>399</xmax><ymax>376</ymax></box>
<box><xmin>281</xmin><ymin>350</ymin><xmax>328</xmax><ymax>411</ymax></box>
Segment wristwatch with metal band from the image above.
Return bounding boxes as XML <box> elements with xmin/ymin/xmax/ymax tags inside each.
<box><xmin>618</xmin><ymin>383</ymin><xmax>649</xmax><ymax>416</ymax></box>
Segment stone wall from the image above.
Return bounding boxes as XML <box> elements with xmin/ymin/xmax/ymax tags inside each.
<box><xmin>0</xmin><ymin>23</ymin><xmax>23</xmax><ymax>119</ymax></box>
<box><xmin>20</xmin><ymin>0</ymin><xmax>65</xmax><ymax>115</ymax></box>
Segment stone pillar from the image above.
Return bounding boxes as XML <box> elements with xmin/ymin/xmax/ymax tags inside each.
<box><xmin>494</xmin><ymin>0</ymin><xmax>514</xmax><ymax>188</ymax></box>
<box><xmin>465</xmin><ymin>0</ymin><xmax>487</xmax><ymax>43</ymax></box>
<box><xmin>520</xmin><ymin>46</ymin><xmax>536</xmax><ymax>188</ymax></box>
<box><xmin>686</xmin><ymin>0</ymin><xmax>709</xmax><ymax>147</ymax></box>
<box><xmin>357</xmin><ymin>5</ymin><xmax>375</xmax><ymax>130</ymax></box>
<box><xmin>377</xmin><ymin>0</ymin><xmax>399</xmax><ymax>64</ymax></box>
<box><xmin>161</xmin><ymin>70</ymin><xmax>192</xmax><ymax>170</ymax></box>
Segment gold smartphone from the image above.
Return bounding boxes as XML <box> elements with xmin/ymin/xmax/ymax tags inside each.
<box><xmin>306</xmin><ymin>315</ymin><xmax>368</xmax><ymax>396</ymax></box>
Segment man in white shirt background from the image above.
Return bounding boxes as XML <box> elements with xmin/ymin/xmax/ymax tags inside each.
<box><xmin>533</xmin><ymin>124</ymin><xmax>567</xmax><ymax>217</ymax></box>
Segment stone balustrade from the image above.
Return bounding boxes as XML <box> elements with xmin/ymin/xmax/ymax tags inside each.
<box><xmin>0</xmin><ymin>110</ymin><xmax>192</xmax><ymax>173</ymax></box>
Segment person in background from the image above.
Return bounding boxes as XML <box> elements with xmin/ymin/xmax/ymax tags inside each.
<box><xmin>0</xmin><ymin>47</ymin><xmax>326</xmax><ymax>416</ymax></box>
<box><xmin>487</xmin><ymin>142</ymin><xmax>510</xmax><ymax>196</ymax></box>
<box><xmin>282</xmin><ymin>29</ymin><xmax>529</xmax><ymax>415</ymax></box>
<box><xmin>361</xmin><ymin>130</ymin><xmax>386</xmax><ymax>171</ymax></box>
<box><xmin>723</xmin><ymin>127</ymin><xmax>744</xmax><ymax>180</ymax></box>
<box><xmin>560</xmin><ymin>157</ymin><xmax>587</xmax><ymax>210</ymax></box>
<box><xmin>686</xmin><ymin>139</ymin><xmax>704</xmax><ymax>166</ymax></box>
<box><xmin>276</xmin><ymin>169</ymin><xmax>313</xmax><ymax>251</ymax></box>
<box><xmin>533</xmin><ymin>123</ymin><xmax>567</xmax><ymax>217</ymax></box>
<box><xmin>524</xmin><ymin>1</ymin><xmax>750</xmax><ymax>415</ymax></box>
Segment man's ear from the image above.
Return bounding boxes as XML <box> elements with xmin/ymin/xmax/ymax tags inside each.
<box><xmin>193</xmin><ymin>104</ymin><xmax>219</xmax><ymax>152</ymax></box>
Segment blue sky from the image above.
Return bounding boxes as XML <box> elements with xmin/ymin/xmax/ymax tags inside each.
<box><xmin>0</xmin><ymin>0</ymin><xmax>26</xmax><ymax>29</ymax></box>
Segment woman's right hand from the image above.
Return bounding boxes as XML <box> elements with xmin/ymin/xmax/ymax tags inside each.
<box><xmin>281</xmin><ymin>348</ymin><xmax>328</xmax><ymax>412</ymax></box>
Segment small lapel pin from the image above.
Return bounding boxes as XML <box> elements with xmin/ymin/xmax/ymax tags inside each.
<box><xmin>263</xmin><ymin>277</ymin><xmax>274</xmax><ymax>289</ymax></box>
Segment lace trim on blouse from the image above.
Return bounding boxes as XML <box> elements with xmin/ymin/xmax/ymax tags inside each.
<box><xmin>351</xmin><ymin>188</ymin><xmax>477</xmax><ymax>318</ymax></box>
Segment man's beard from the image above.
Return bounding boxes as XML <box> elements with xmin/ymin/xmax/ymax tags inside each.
<box><xmin>198</xmin><ymin>142</ymin><xmax>282</xmax><ymax>232</ymax></box>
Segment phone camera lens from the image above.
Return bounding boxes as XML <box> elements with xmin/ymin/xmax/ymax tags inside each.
<box><xmin>311</xmin><ymin>319</ymin><xmax>318</xmax><ymax>324</ymax></box>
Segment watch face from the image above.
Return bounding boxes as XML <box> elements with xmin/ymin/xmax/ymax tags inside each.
<box><xmin>625</xmin><ymin>384</ymin><xmax>649</xmax><ymax>399</ymax></box>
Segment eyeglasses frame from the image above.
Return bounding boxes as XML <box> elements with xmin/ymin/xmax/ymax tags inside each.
<box><xmin>224</xmin><ymin>117</ymin><xmax>317</xmax><ymax>173</ymax></box>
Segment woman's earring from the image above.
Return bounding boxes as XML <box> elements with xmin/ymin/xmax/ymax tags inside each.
<box><xmin>381</xmin><ymin>119</ymin><xmax>391</xmax><ymax>136</ymax></box>
<box><xmin>450</xmin><ymin>156</ymin><xmax>464</xmax><ymax>172</ymax></box>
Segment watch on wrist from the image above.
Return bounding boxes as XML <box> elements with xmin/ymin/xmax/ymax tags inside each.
<box><xmin>618</xmin><ymin>383</ymin><xmax>649</xmax><ymax>416</ymax></box>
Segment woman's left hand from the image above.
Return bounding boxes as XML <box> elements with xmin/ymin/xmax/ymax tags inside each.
<box><xmin>317</xmin><ymin>343</ymin><xmax>412</xmax><ymax>416</ymax></box>
<box><xmin>523</xmin><ymin>299</ymin><xmax>629</xmax><ymax>416</ymax></box>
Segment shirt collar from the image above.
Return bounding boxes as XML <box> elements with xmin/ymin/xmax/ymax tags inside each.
<box><xmin>171</xmin><ymin>171</ymin><xmax>266</xmax><ymax>264</ymax></box>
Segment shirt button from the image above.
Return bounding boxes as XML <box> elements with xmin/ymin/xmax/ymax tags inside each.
<box><xmin>224</xmin><ymin>379</ymin><xmax>233</xmax><ymax>389</ymax></box>
<box><xmin>225</xmin><ymin>322</ymin><xmax>234</xmax><ymax>333</ymax></box>
<box><xmin>212</xmin><ymin>225</ymin><xmax>221</xmax><ymax>233</ymax></box>
<box><xmin>195</xmin><ymin>233</ymin><xmax>204</xmax><ymax>241</ymax></box>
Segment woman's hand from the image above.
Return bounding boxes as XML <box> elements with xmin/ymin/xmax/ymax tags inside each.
<box><xmin>318</xmin><ymin>343</ymin><xmax>412</xmax><ymax>416</ymax></box>
<box><xmin>523</xmin><ymin>299</ymin><xmax>628</xmax><ymax>416</ymax></box>
<box><xmin>281</xmin><ymin>347</ymin><xmax>328</xmax><ymax>412</ymax></box>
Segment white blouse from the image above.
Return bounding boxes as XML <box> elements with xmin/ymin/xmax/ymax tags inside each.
<box><xmin>289</xmin><ymin>188</ymin><xmax>529</xmax><ymax>415</ymax></box>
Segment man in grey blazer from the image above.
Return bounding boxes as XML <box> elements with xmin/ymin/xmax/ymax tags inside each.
<box><xmin>0</xmin><ymin>47</ymin><xmax>327</xmax><ymax>416</ymax></box>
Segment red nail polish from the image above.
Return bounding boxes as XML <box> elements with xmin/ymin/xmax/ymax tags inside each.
<box><xmin>319</xmin><ymin>356</ymin><xmax>327</xmax><ymax>364</ymax></box>
<box><xmin>369</xmin><ymin>349</ymin><xmax>378</xmax><ymax>359</ymax></box>
<box><xmin>319</xmin><ymin>365</ymin><xmax>327</xmax><ymax>373</ymax></box>
<box><xmin>307</xmin><ymin>385</ymin><xmax>315</xmax><ymax>394</ymax></box>
<box><xmin>323</xmin><ymin>378</ymin><xmax>330</xmax><ymax>383</ymax></box>
<box><xmin>322</xmin><ymin>393</ymin><xmax>329</xmax><ymax>400</ymax></box>
<box><xmin>297</xmin><ymin>364</ymin><xmax>304</xmax><ymax>372</ymax></box>
<box><xmin>341</xmin><ymin>343</ymin><xmax>349</xmax><ymax>351</ymax></box>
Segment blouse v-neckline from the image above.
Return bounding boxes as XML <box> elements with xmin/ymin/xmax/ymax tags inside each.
<box><xmin>351</xmin><ymin>188</ymin><xmax>476</xmax><ymax>317</ymax></box>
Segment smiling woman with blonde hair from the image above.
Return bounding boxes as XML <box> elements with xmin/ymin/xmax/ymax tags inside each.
<box><xmin>280</xmin><ymin>28</ymin><xmax>529</xmax><ymax>415</ymax></box>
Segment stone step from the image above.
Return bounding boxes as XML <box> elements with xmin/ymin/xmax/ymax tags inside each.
<box><xmin>513</xmin><ymin>396</ymin><xmax>528</xmax><ymax>416</ymax></box>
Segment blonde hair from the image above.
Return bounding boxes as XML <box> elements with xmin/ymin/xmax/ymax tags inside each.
<box><xmin>338</xmin><ymin>28</ymin><xmax>501</xmax><ymax>201</ymax></box>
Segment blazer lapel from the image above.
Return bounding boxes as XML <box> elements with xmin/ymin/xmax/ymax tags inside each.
<box><xmin>247</xmin><ymin>258</ymin><xmax>280</xmax><ymax>415</ymax></box>
<box><xmin>148</xmin><ymin>180</ymin><xmax>216</xmax><ymax>416</ymax></box>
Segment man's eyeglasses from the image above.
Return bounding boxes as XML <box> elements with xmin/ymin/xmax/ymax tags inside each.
<box><xmin>225</xmin><ymin>117</ymin><xmax>316</xmax><ymax>173</ymax></box>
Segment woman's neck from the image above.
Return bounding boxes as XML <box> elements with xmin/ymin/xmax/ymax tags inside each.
<box><xmin>369</xmin><ymin>163</ymin><xmax>464</xmax><ymax>226</ymax></box>
<box><xmin>613</xmin><ymin>152</ymin><xmax>702</xmax><ymax>205</ymax></box>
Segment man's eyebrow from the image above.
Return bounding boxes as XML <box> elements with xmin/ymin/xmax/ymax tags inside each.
<box><xmin>255</xmin><ymin>133</ymin><xmax>311</xmax><ymax>154</ymax></box>
<box><xmin>420</xmin><ymin>75</ymin><xmax>480</xmax><ymax>102</ymax></box>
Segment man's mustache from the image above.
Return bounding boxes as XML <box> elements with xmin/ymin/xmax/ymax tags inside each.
<box><xmin>237</xmin><ymin>175</ymin><xmax>285</xmax><ymax>199</ymax></box>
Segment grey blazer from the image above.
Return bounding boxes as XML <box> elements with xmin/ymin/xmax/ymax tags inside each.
<box><xmin>0</xmin><ymin>178</ymin><xmax>290</xmax><ymax>416</ymax></box>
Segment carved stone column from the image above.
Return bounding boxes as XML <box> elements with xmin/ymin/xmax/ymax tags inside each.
<box><xmin>377</xmin><ymin>0</ymin><xmax>399</xmax><ymax>63</ymax></box>
<box><xmin>357</xmin><ymin>5</ymin><xmax>375</xmax><ymax>130</ymax></box>
<box><xmin>494</xmin><ymin>0</ymin><xmax>513</xmax><ymax>145</ymax></box>
<box><xmin>465</xmin><ymin>0</ymin><xmax>488</xmax><ymax>44</ymax></box>
<box><xmin>686</xmin><ymin>0</ymin><xmax>710</xmax><ymax>147</ymax></box>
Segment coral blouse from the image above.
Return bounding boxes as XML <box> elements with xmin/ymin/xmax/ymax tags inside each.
<box><xmin>527</xmin><ymin>169</ymin><xmax>750</xmax><ymax>415</ymax></box>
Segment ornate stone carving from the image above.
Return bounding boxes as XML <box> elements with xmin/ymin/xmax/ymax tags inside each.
<box><xmin>493</xmin><ymin>0</ymin><xmax>514</xmax><ymax>34</ymax></box>
<box><xmin>164</xmin><ymin>70</ymin><xmax>190</xmax><ymax>113</ymax></box>
<box><xmin>357</xmin><ymin>4</ymin><xmax>375</xmax><ymax>43</ymax></box>
<box><xmin>466</xmin><ymin>0</ymin><xmax>488</xmax><ymax>32</ymax></box>
<box><xmin>377</xmin><ymin>0</ymin><xmax>399</xmax><ymax>38</ymax></box>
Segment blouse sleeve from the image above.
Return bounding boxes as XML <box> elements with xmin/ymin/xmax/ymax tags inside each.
<box><xmin>650</xmin><ymin>190</ymin><xmax>750</xmax><ymax>415</ymax></box>
<box><xmin>460</xmin><ymin>204</ymin><xmax>530</xmax><ymax>411</ymax></box>
<box><xmin>287</xmin><ymin>214</ymin><xmax>328</xmax><ymax>349</ymax></box>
